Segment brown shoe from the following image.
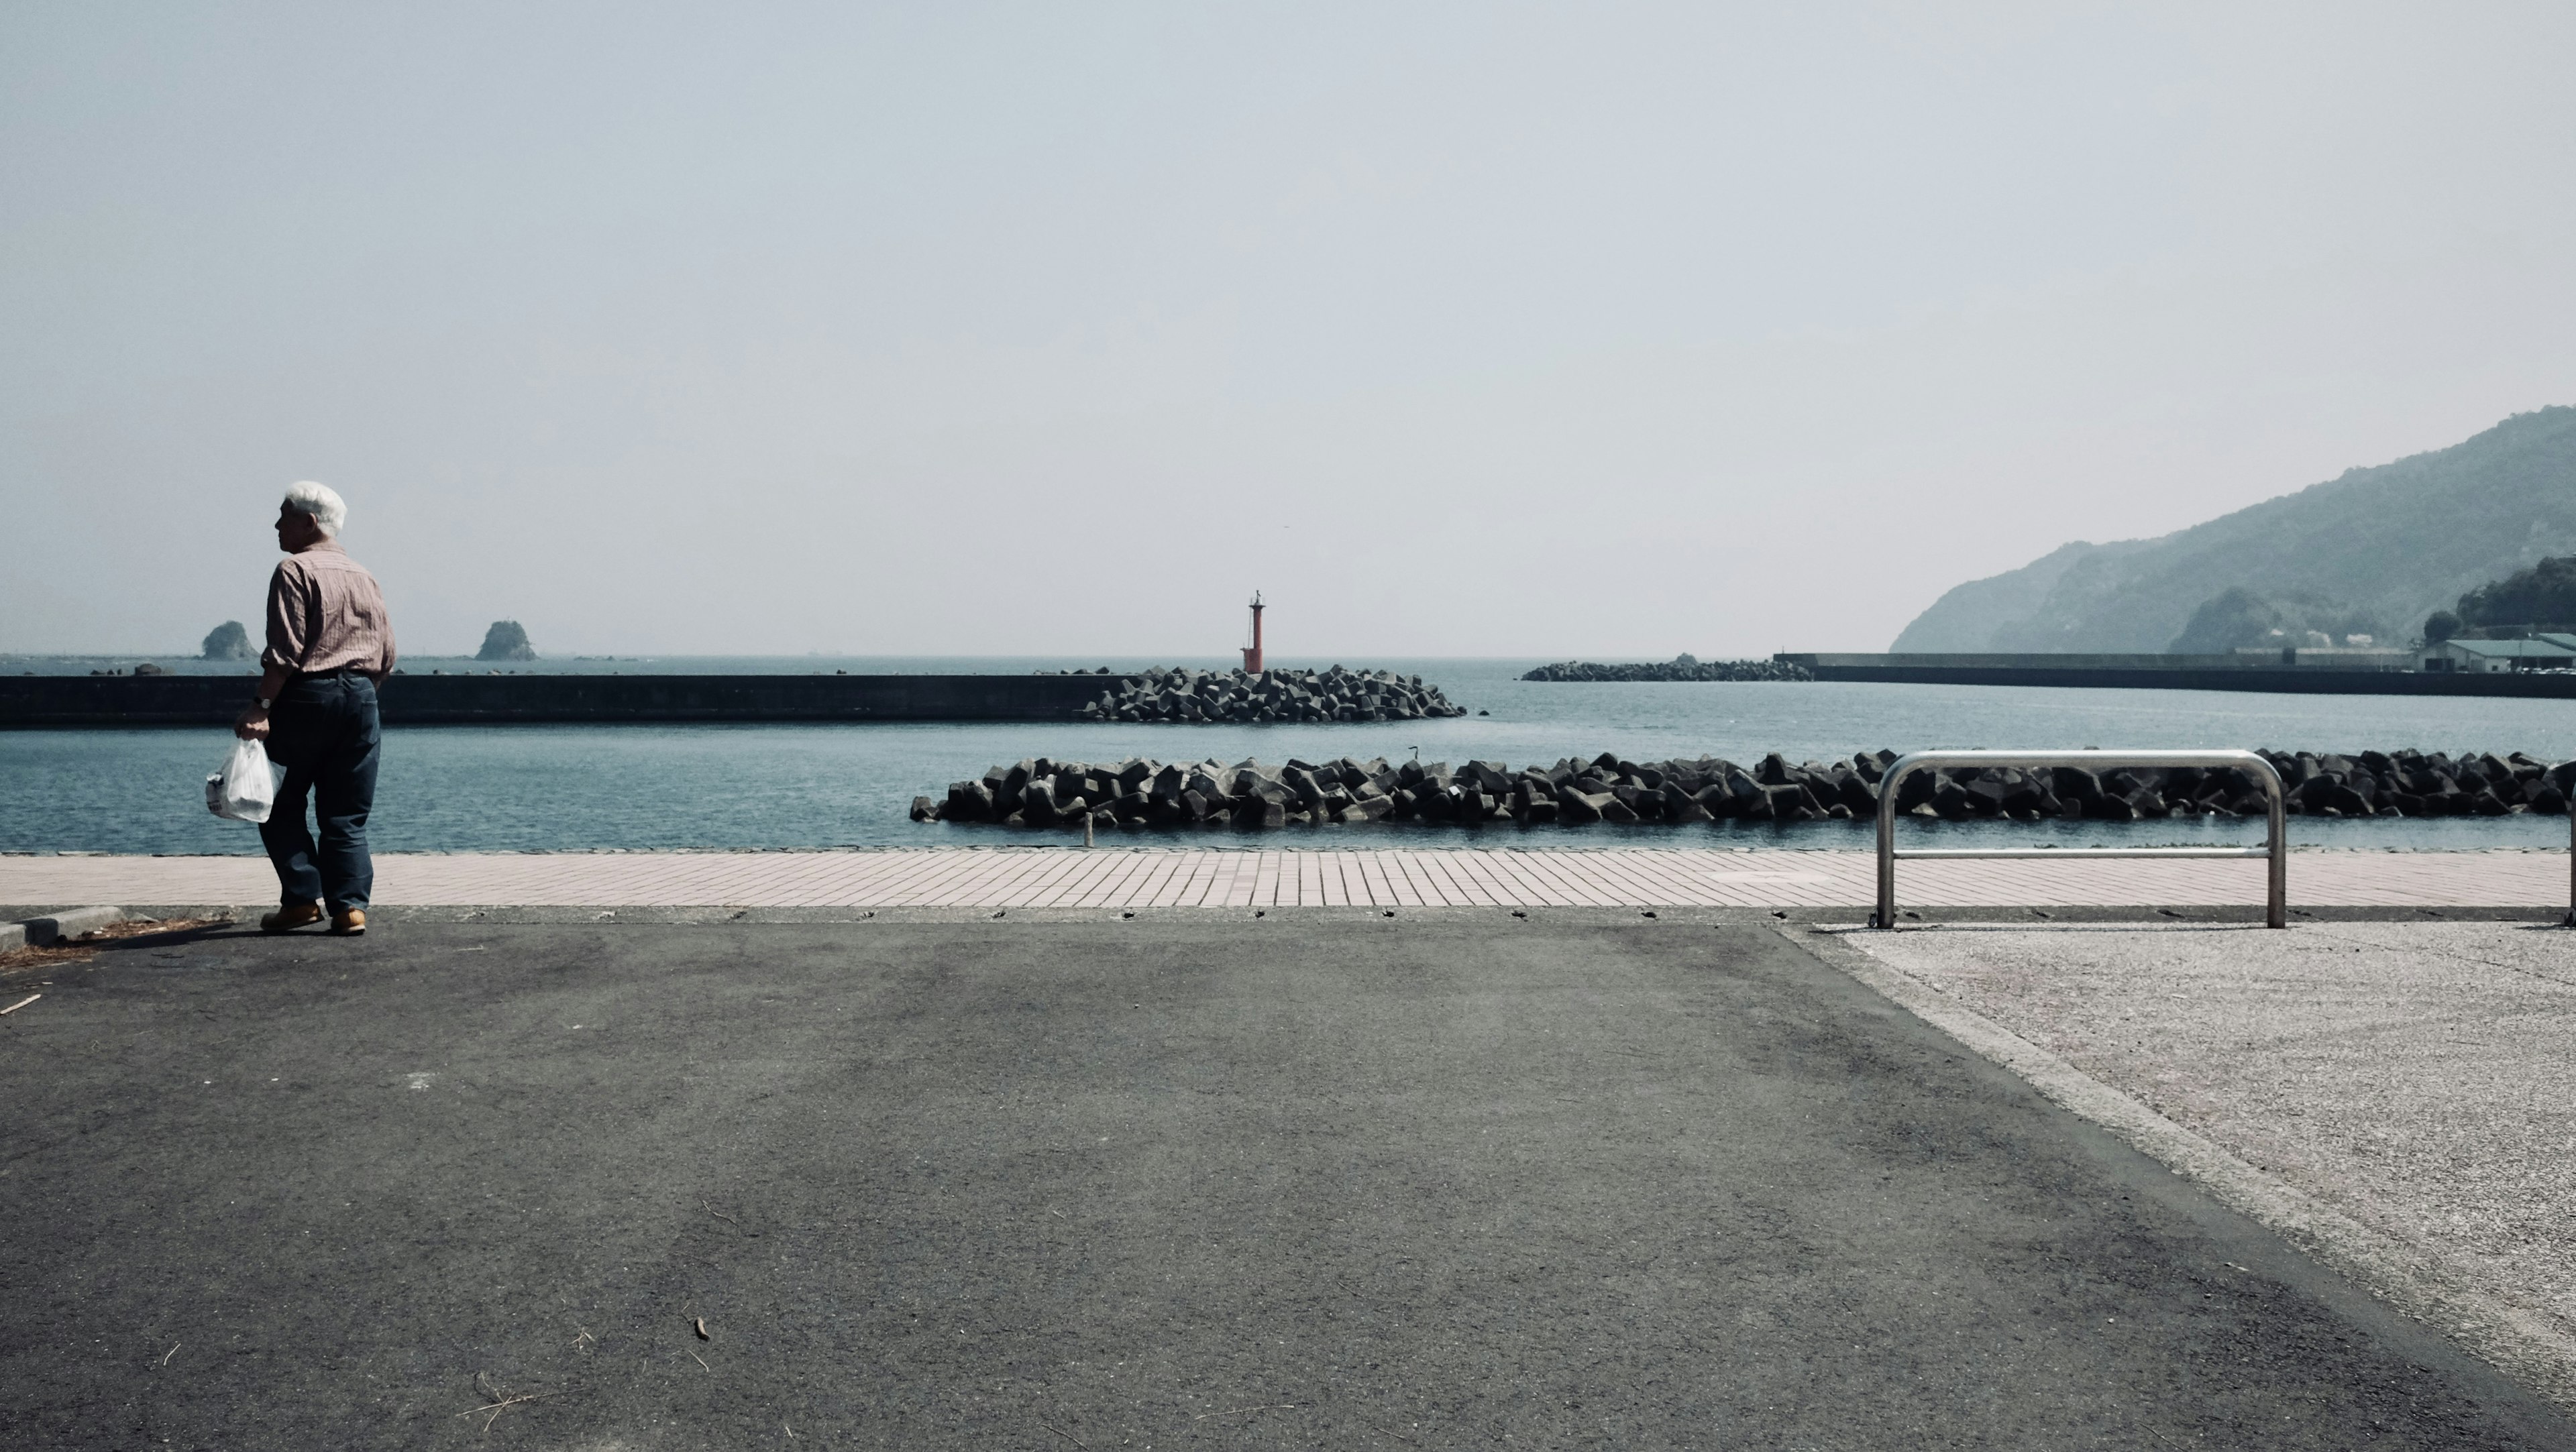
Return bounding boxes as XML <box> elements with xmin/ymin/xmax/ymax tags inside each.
<box><xmin>329</xmin><ymin>908</ymin><xmax>368</xmax><ymax>937</ymax></box>
<box><xmin>261</xmin><ymin>901</ymin><xmax>325</xmax><ymax>934</ymax></box>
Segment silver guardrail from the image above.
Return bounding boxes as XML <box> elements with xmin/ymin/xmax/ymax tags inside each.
<box><xmin>1874</xmin><ymin>749</ymin><xmax>2288</xmax><ymax>930</ymax></box>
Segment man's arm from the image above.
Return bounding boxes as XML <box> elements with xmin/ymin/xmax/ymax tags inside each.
<box><xmin>237</xmin><ymin>560</ymin><xmax>305</xmax><ymax>742</ymax></box>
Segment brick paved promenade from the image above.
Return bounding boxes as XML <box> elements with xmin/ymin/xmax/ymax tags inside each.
<box><xmin>3</xmin><ymin>848</ymin><xmax>2565</xmax><ymax>911</ymax></box>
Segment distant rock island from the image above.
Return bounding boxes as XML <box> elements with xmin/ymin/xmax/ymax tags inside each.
<box><xmin>1523</xmin><ymin>655</ymin><xmax>1812</xmax><ymax>682</ymax></box>
<box><xmin>476</xmin><ymin>620</ymin><xmax>537</xmax><ymax>661</ymax></box>
<box><xmin>200</xmin><ymin>620</ymin><xmax>252</xmax><ymax>660</ymax></box>
<box><xmin>1892</xmin><ymin>406</ymin><xmax>2576</xmax><ymax>653</ymax></box>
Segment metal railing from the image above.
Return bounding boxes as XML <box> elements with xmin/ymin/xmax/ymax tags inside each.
<box><xmin>1874</xmin><ymin>749</ymin><xmax>2288</xmax><ymax>930</ymax></box>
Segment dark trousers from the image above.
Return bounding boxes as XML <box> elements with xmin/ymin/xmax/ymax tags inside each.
<box><xmin>258</xmin><ymin>674</ymin><xmax>382</xmax><ymax>913</ymax></box>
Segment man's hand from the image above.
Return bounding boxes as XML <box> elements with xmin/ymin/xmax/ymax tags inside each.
<box><xmin>241</xmin><ymin>665</ymin><xmax>290</xmax><ymax>740</ymax></box>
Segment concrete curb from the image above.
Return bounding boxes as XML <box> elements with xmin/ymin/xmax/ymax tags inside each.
<box><xmin>1</xmin><ymin>905</ymin><xmax>128</xmax><ymax>952</ymax></box>
<box><xmin>1786</xmin><ymin>923</ymin><xmax>2576</xmax><ymax>1414</ymax></box>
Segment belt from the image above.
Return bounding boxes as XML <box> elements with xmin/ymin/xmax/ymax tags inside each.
<box><xmin>294</xmin><ymin>665</ymin><xmax>368</xmax><ymax>680</ymax></box>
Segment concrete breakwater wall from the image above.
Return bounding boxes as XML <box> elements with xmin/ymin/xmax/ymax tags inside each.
<box><xmin>918</xmin><ymin>748</ymin><xmax>2576</xmax><ymax>828</ymax></box>
<box><xmin>1778</xmin><ymin>654</ymin><xmax>2576</xmax><ymax>697</ymax></box>
<box><xmin>1077</xmin><ymin>666</ymin><xmax>1466</xmax><ymax>723</ymax></box>
<box><xmin>0</xmin><ymin>673</ymin><xmax>1119</xmax><ymax>726</ymax></box>
<box><xmin>1521</xmin><ymin>657</ymin><xmax>1813</xmax><ymax>682</ymax></box>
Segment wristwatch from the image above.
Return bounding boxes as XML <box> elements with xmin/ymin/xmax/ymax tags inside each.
<box><xmin>254</xmin><ymin>696</ymin><xmax>273</xmax><ymax>710</ymax></box>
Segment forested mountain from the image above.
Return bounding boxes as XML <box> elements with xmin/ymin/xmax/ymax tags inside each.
<box><xmin>2444</xmin><ymin>555</ymin><xmax>2576</xmax><ymax>635</ymax></box>
<box><xmin>1890</xmin><ymin>407</ymin><xmax>2576</xmax><ymax>653</ymax></box>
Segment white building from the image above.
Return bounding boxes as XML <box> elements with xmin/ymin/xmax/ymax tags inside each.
<box><xmin>2429</xmin><ymin>634</ymin><xmax>2576</xmax><ymax>673</ymax></box>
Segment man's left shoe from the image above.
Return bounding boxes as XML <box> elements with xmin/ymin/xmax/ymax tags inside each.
<box><xmin>329</xmin><ymin>908</ymin><xmax>367</xmax><ymax>936</ymax></box>
<box><xmin>261</xmin><ymin>901</ymin><xmax>325</xmax><ymax>934</ymax></box>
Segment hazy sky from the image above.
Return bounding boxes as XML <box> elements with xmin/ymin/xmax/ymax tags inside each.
<box><xmin>7</xmin><ymin>2</ymin><xmax>2573</xmax><ymax>658</ymax></box>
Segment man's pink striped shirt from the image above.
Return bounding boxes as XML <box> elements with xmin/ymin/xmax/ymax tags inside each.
<box><xmin>262</xmin><ymin>540</ymin><xmax>397</xmax><ymax>677</ymax></box>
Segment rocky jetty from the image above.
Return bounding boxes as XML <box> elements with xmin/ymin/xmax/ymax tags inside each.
<box><xmin>916</xmin><ymin>748</ymin><xmax>2575</xmax><ymax>828</ymax></box>
<box><xmin>1522</xmin><ymin>655</ymin><xmax>1812</xmax><ymax>682</ymax></box>
<box><xmin>1075</xmin><ymin>667</ymin><xmax>1466</xmax><ymax>724</ymax></box>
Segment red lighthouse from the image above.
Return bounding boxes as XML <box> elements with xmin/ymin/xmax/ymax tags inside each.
<box><xmin>1241</xmin><ymin>592</ymin><xmax>1265</xmax><ymax>675</ymax></box>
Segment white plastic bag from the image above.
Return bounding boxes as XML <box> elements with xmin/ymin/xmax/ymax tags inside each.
<box><xmin>206</xmin><ymin>737</ymin><xmax>278</xmax><ymax>824</ymax></box>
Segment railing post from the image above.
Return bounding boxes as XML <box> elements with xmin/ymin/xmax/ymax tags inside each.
<box><xmin>1874</xmin><ymin>752</ymin><xmax>1925</xmax><ymax>930</ymax></box>
<box><xmin>2262</xmin><ymin>762</ymin><xmax>2287</xmax><ymax>930</ymax></box>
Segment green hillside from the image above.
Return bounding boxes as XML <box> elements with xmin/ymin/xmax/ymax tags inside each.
<box><xmin>1890</xmin><ymin>406</ymin><xmax>2576</xmax><ymax>653</ymax></box>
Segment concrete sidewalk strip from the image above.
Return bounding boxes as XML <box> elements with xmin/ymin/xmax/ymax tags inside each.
<box><xmin>1812</xmin><ymin>920</ymin><xmax>2576</xmax><ymax>1412</ymax></box>
<box><xmin>0</xmin><ymin>846</ymin><xmax>2567</xmax><ymax>911</ymax></box>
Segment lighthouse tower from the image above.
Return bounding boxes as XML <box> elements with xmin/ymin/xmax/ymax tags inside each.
<box><xmin>1241</xmin><ymin>592</ymin><xmax>1265</xmax><ymax>675</ymax></box>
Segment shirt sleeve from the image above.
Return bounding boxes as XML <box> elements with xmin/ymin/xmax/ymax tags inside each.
<box><xmin>260</xmin><ymin>559</ymin><xmax>312</xmax><ymax>673</ymax></box>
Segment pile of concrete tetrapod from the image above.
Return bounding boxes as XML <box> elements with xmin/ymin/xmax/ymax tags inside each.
<box><xmin>914</xmin><ymin>747</ymin><xmax>2576</xmax><ymax>830</ymax></box>
<box><xmin>1074</xmin><ymin>667</ymin><xmax>1467</xmax><ymax>724</ymax></box>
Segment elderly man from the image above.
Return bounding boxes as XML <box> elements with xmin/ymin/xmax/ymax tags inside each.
<box><xmin>232</xmin><ymin>482</ymin><xmax>396</xmax><ymax>936</ymax></box>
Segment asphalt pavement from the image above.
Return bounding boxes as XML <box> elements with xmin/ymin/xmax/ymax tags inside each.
<box><xmin>4</xmin><ymin>912</ymin><xmax>2569</xmax><ymax>1449</ymax></box>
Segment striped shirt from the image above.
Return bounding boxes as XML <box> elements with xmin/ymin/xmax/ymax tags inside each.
<box><xmin>262</xmin><ymin>540</ymin><xmax>397</xmax><ymax>677</ymax></box>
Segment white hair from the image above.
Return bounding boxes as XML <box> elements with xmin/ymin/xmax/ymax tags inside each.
<box><xmin>282</xmin><ymin>480</ymin><xmax>346</xmax><ymax>537</ymax></box>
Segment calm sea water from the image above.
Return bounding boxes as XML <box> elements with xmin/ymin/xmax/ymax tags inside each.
<box><xmin>5</xmin><ymin>657</ymin><xmax>2571</xmax><ymax>854</ymax></box>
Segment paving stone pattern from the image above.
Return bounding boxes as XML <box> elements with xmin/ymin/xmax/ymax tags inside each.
<box><xmin>3</xmin><ymin>848</ymin><xmax>2565</xmax><ymax>911</ymax></box>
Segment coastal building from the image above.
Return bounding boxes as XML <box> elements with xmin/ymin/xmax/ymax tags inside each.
<box><xmin>2426</xmin><ymin>634</ymin><xmax>2576</xmax><ymax>673</ymax></box>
